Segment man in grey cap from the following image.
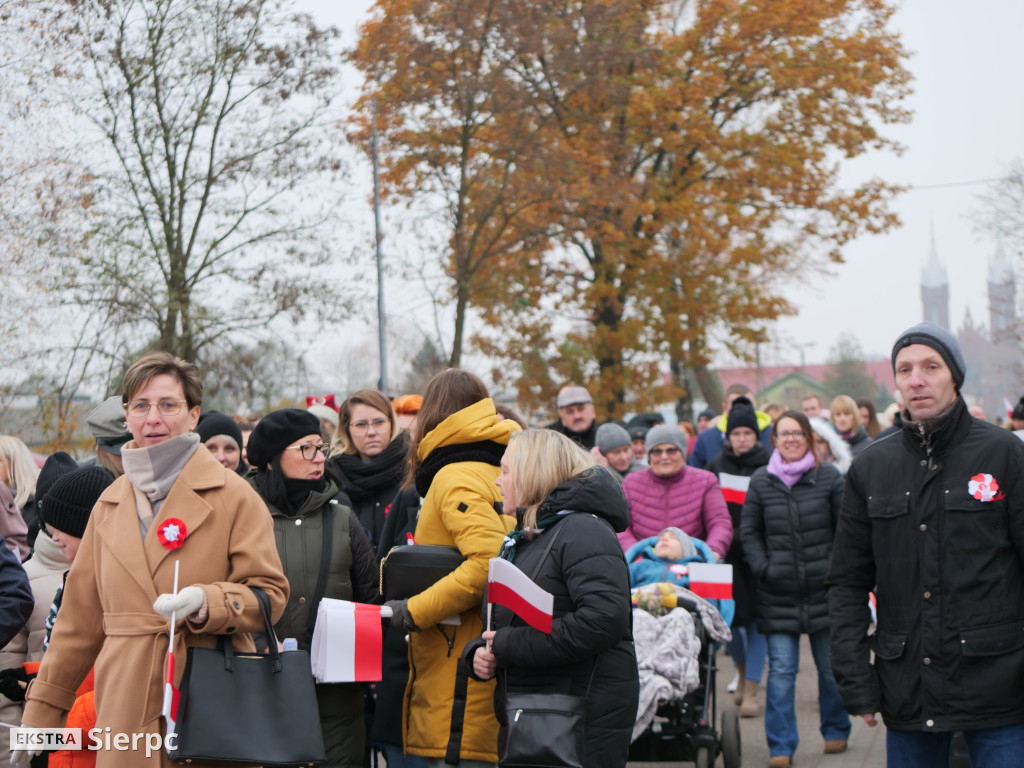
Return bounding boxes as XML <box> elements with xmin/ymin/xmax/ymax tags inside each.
<box><xmin>828</xmin><ymin>321</ymin><xmax>1024</xmax><ymax>765</ymax></box>
<box><xmin>84</xmin><ymin>395</ymin><xmax>131</xmax><ymax>477</ymax></box>
<box><xmin>548</xmin><ymin>384</ymin><xmax>599</xmax><ymax>449</ymax></box>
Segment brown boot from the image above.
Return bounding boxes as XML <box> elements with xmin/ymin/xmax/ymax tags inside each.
<box><xmin>768</xmin><ymin>756</ymin><xmax>792</xmax><ymax>768</ymax></box>
<box><xmin>733</xmin><ymin>663</ymin><xmax>746</xmax><ymax>706</ymax></box>
<box><xmin>824</xmin><ymin>739</ymin><xmax>848</xmax><ymax>754</ymax></box>
<box><xmin>739</xmin><ymin>679</ymin><xmax>760</xmax><ymax>717</ymax></box>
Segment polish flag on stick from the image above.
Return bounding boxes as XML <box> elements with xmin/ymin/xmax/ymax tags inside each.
<box><xmin>162</xmin><ymin>561</ymin><xmax>181</xmax><ymax>750</ymax></box>
<box><xmin>718</xmin><ymin>474</ymin><xmax>750</xmax><ymax>506</ymax></box>
<box><xmin>487</xmin><ymin>558</ymin><xmax>554</xmax><ymax>634</ymax></box>
<box><xmin>688</xmin><ymin>563</ymin><xmax>733</xmax><ymax>601</ymax></box>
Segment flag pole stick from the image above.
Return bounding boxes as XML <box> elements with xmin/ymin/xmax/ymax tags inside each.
<box><xmin>486</xmin><ymin>602</ymin><xmax>493</xmax><ymax>651</ymax></box>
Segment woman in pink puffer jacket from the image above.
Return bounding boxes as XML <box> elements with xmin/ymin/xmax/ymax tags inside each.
<box><xmin>618</xmin><ymin>425</ymin><xmax>732</xmax><ymax>558</ymax></box>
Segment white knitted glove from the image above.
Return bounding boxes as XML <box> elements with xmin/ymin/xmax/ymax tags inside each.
<box><xmin>153</xmin><ymin>586</ymin><xmax>206</xmax><ymax>621</ymax></box>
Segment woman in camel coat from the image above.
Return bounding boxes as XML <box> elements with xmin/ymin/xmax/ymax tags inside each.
<box><xmin>20</xmin><ymin>352</ymin><xmax>289</xmax><ymax>767</ymax></box>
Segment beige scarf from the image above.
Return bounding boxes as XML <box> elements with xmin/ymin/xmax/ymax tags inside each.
<box><xmin>122</xmin><ymin>433</ymin><xmax>200</xmax><ymax>538</ymax></box>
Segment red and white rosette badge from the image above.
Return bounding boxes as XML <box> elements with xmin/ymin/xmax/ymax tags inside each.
<box><xmin>158</xmin><ymin>518</ymin><xmax>188</xmax><ymax>550</ymax></box>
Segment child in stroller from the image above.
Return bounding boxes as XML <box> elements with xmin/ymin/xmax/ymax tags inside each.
<box><xmin>626</xmin><ymin>527</ymin><xmax>739</xmax><ymax>768</ymax></box>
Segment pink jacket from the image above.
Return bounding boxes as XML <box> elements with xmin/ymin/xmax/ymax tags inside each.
<box><xmin>619</xmin><ymin>466</ymin><xmax>733</xmax><ymax>556</ymax></box>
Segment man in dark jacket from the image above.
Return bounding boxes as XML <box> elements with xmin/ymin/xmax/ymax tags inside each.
<box><xmin>547</xmin><ymin>385</ymin><xmax>599</xmax><ymax>449</ymax></box>
<box><xmin>827</xmin><ymin>321</ymin><xmax>1024</xmax><ymax>766</ymax></box>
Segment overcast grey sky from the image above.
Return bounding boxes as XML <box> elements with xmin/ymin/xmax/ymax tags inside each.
<box><xmin>302</xmin><ymin>0</ymin><xmax>1024</xmax><ymax>371</ymax></box>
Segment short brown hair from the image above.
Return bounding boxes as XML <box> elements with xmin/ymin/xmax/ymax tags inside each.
<box><xmin>331</xmin><ymin>389</ymin><xmax>401</xmax><ymax>455</ymax></box>
<box><xmin>404</xmin><ymin>369</ymin><xmax>490</xmax><ymax>488</ymax></box>
<box><xmin>122</xmin><ymin>351</ymin><xmax>203</xmax><ymax>409</ymax></box>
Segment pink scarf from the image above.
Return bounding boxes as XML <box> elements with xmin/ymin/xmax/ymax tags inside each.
<box><xmin>767</xmin><ymin>448</ymin><xmax>816</xmax><ymax>488</ymax></box>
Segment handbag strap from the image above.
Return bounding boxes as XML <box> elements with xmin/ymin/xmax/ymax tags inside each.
<box><xmin>528</xmin><ymin>516</ymin><xmax>567</xmax><ymax>580</ymax></box>
<box><xmin>303</xmin><ymin>500</ymin><xmax>335</xmax><ymax>647</ymax></box>
<box><xmin>218</xmin><ymin>586</ymin><xmax>283</xmax><ymax>672</ymax></box>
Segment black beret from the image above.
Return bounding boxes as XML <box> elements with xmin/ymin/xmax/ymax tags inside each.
<box><xmin>246</xmin><ymin>409</ymin><xmax>322</xmax><ymax>470</ymax></box>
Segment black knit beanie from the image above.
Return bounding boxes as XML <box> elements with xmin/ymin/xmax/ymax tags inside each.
<box><xmin>40</xmin><ymin>466</ymin><xmax>113</xmax><ymax>539</ymax></box>
<box><xmin>726</xmin><ymin>396</ymin><xmax>759</xmax><ymax>436</ymax></box>
<box><xmin>246</xmin><ymin>408</ymin><xmax>323</xmax><ymax>470</ymax></box>
<box><xmin>197</xmin><ymin>410</ymin><xmax>244</xmax><ymax>449</ymax></box>
<box><xmin>36</xmin><ymin>452</ymin><xmax>80</xmax><ymax>510</ymax></box>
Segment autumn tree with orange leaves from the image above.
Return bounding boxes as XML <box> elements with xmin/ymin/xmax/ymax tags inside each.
<box><xmin>352</xmin><ymin>0</ymin><xmax>910</xmax><ymax>419</ymax></box>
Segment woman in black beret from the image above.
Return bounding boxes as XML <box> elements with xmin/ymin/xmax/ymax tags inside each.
<box><xmin>246</xmin><ymin>408</ymin><xmax>380</xmax><ymax>768</ymax></box>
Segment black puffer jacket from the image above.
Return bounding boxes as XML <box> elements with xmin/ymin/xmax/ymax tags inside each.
<box><xmin>828</xmin><ymin>397</ymin><xmax>1024</xmax><ymax>732</ymax></box>
<box><xmin>707</xmin><ymin>442</ymin><xmax>770</xmax><ymax>627</ymax></box>
<box><xmin>464</xmin><ymin>467</ymin><xmax>639</xmax><ymax>768</ymax></box>
<box><xmin>740</xmin><ymin>459</ymin><xmax>843</xmax><ymax>635</ymax></box>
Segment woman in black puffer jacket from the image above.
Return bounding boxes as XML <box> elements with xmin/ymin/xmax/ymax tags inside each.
<box><xmin>464</xmin><ymin>429</ymin><xmax>639</xmax><ymax>768</ymax></box>
<box><xmin>740</xmin><ymin>410</ymin><xmax>850</xmax><ymax>768</ymax></box>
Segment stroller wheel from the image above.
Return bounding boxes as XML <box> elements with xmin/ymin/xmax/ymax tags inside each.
<box><xmin>721</xmin><ymin>709</ymin><xmax>742</xmax><ymax>768</ymax></box>
<box><xmin>695</xmin><ymin>745</ymin><xmax>711</xmax><ymax>768</ymax></box>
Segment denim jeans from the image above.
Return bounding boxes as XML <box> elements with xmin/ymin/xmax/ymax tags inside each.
<box><xmin>378</xmin><ymin>743</ymin><xmax>428</xmax><ymax>768</ymax></box>
<box><xmin>726</xmin><ymin>623</ymin><xmax>767</xmax><ymax>683</ymax></box>
<box><xmin>886</xmin><ymin>723</ymin><xmax>1024</xmax><ymax>768</ymax></box>
<box><xmin>764</xmin><ymin>630</ymin><xmax>850</xmax><ymax>758</ymax></box>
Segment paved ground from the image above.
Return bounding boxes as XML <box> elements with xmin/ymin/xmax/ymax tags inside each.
<box><xmin>629</xmin><ymin>635</ymin><xmax>887</xmax><ymax>768</ymax></box>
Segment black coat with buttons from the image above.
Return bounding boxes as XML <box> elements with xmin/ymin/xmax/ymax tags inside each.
<box><xmin>827</xmin><ymin>396</ymin><xmax>1024</xmax><ymax>732</ymax></box>
<box><xmin>740</xmin><ymin>460</ymin><xmax>843</xmax><ymax>636</ymax></box>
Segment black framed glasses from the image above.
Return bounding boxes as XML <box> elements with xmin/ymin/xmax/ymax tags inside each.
<box><xmin>285</xmin><ymin>443</ymin><xmax>329</xmax><ymax>461</ymax></box>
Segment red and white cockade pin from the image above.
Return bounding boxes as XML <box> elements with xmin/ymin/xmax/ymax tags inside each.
<box><xmin>157</xmin><ymin>518</ymin><xmax>188</xmax><ymax>549</ymax></box>
<box><xmin>968</xmin><ymin>473</ymin><xmax>1003</xmax><ymax>502</ymax></box>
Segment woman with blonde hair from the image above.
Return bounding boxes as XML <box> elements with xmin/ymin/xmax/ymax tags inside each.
<box><xmin>326</xmin><ymin>389</ymin><xmax>407</xmax><ymax>550</ymax></box>
<box><xmin>383</xmin><ymin>368</ymin><xmax>518</xmax><ymax>768</ymax></box>
<box><xmin>0</xmin><ymin>436</ymin><xmax>38</xmax><ymax>554</ymax></box>
<box><xmin>829</xmin><ymin>395</ymin><xmax>872</xmax><ymax>457</ymax></box>
<box><xmin>465</xmin><ymin>429</ymin><xmax>638</xmax><ymax>768</ymax></box>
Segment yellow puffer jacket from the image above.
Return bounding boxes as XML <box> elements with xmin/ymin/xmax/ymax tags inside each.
<box><xmin>404</xmin><ymin>398</ymin><xmax>519</xmax><ymax>761</ymax></box>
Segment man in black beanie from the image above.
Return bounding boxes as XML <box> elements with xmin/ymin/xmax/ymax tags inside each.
<box><xmin>828</xmin><ymin>321</ymin><xmax>1024</xmax><ymax>765</ymax></box>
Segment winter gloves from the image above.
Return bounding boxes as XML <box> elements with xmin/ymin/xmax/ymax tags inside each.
<box><xmin>153</xmin><ymin>585</ymin><xmax>207</xmax><ymax>622</ymax></box>
<box><xmin>383</xmin><ymin>599</ymin><xmax>420</xmax><ymax>632</ymax></box>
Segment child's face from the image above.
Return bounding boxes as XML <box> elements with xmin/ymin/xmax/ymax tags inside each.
<box><xmin>654</xmin><ymin>531</ymin><xmax>684</xmax><ymax>560</ymax></box>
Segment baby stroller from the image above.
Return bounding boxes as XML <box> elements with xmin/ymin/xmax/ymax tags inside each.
<box><xmin>626</xmin><ymin>535</ymin><xmax>741</xmax><ymax>768</ymax></box>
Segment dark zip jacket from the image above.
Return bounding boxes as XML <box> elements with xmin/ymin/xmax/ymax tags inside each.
<box><xmin>827</xmin><ymin>396</ymin><xmax>1024</xmax><ymax>732</ymax></box>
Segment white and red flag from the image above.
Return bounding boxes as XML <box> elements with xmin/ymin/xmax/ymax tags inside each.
<box><xmin>718</xmin><ymin>473</ymin><xmax>750</xmax><ymax>506</ymax></box>
<box><xmin>311</xmin><ymin>600</ymin><xmax>384</xmax><ymax>683</ymax></box>
<box><xmin>487</xmin><ymin>558</ymin><xmax>554</xmax><ymax>633</ymax></box>
<box><xmin>162</xmin><ymin>561</ymin><xmax>181</xmax><ymax>751</ymax></box>
<box><xmin>687</xmin><ymin>563</ymin><xmax>733</xmax><ymax>601</ymax></box>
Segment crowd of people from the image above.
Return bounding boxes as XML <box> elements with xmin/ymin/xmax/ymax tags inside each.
<box><xmin>0</xmin><ymin>318</ymin><xmax>1020</xmax><ymax>768</ymax></box>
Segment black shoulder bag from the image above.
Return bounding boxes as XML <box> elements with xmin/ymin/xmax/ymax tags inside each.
<box><xmin>497</xmin><ymin>520</ymin><xmax>594</xmax><ymax>768</ymax></box>
<box><xmin>169</xmin><ymin>586</ymin><xmax>326</xmax><ymax>766</ymax></box>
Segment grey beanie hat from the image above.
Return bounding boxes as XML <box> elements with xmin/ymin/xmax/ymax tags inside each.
<box><xmin>661</xmin><ymin>526</ymin><xmax>699</xmax><ymax>560</ymax></box>
<box><xmin>645</xmin><ymin>424</ymin><xmax>687</xmax><ymax>455</ymax></box>
<box><xmin>595</xmin><ymin>423</ymin><xmax>631</xmax><ymax>454</ymax></box>
<box><xmin>891</xmin><ymin>321</ymin><xmax>966</xmax><ymax>389</ymax></box>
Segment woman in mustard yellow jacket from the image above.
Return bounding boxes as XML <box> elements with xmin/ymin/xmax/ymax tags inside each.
<box><xmin>383</xmin><ymin>369</ymin><xmax>518</xmax><ymax>767</ymax></box>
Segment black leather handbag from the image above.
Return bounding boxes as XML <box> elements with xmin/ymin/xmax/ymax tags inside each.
<box><xmin>169</xmin><ymin>586</ymin><xmax>326</xmax><ymax>766</ymax></box>
<box><xmin>499</xmin><ymin>692</ymin><xmax>586</xmax><ymax>768</ymax></box>
<box><xmin>380</xmin><ymin>544</ymin><xmax>465</xmax><ymax>601</ymax></box>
